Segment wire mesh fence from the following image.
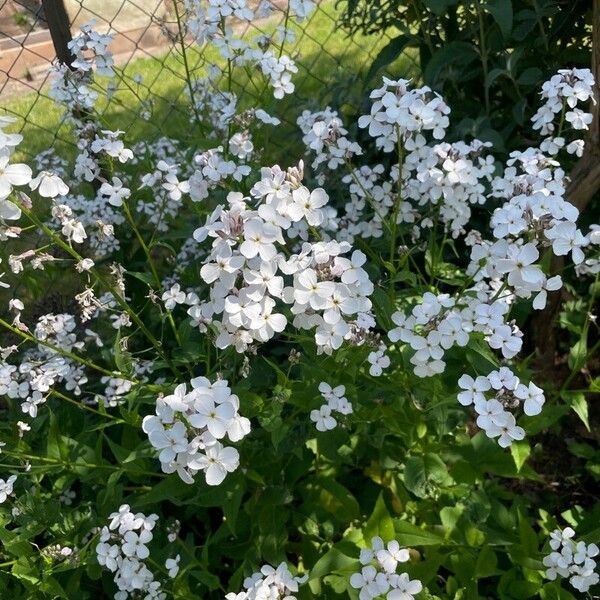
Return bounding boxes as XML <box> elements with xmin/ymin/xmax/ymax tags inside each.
<box><xmin>0</xmin><ymin>0</ymin><xmax>415</xmax><ymax>160</ymax></box>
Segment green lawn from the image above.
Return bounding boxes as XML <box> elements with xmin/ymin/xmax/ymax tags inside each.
<box><xmin>3</xmin><ymin>1</ymin><xmax>415</xmax><ymax>161</ymax></box>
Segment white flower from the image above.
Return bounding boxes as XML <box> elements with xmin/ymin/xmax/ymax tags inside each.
<box><xmin>376</xmin><ymin>540</ymin><xmax>410</xmax><ymax>573</ymax></box>
<box><xmin>514</xmin><ymin>381</ymin><xmax>545</xmax><ymax>416</ymax></box>
<box><xmin>485</xmin><ymin>412</ymin><xmax>526</xmax><ymax>448</ymax></box>
<box><xmin>288</xmin><ymin>186</ymin><xmax>328</xmax><ymax>225</ymax></box>
<box><xmin>162</xmin><ymin>284</ymin><xmax>186</xmax><ymax>310</ymax></box>
<box><xmin>188</xmin><ymin>397</ymin><xmax>235</xmax><ymax>439</ymax></box>
<box><xmin>192</xmin><ymin>442</ymin><xmax>240</xmax><ymax>486</ymax></box>
<box><xmin>310</xmin><ymin>404</ymin><xmax>337</xmax><ymax>432</ymax></box>
<box><xmin>165</xmin><ymin>554</ymin><xmax>180</xmax><ymax>578</ymax></box>
<box><xmin>29</xmin><ymin>171</ymin><xmax>69</xmax><ymax>198</ymax></box>
<box><xmin>122</xmin><ymin>529</ymin><xmax>153</xmax><ymax>559</ymax></box>
<box><xmin>99</xmin><ymin>176</ymin><xmax>130</xmax><ymax>207</ymax></box>
<box><xmin>240</xmin><ymin>219</ymin><xmax>278</xmax><ymax>260</ymax></box>
<box><xmin>0</xmin><ymin>475</ymin><xmax>17</xmax><ymax>503</ymax></box>
<box><xmin>0</xmin><ymin>155</ymin><xmax>32</xmax><ymax>202</ymax></box>
<box><xmin>387</xmin><ymin>572</ymin><xmax>423</xmax><ymax>600</ymax></box>
<box><xmin>457</xmin><ymin>374</ymin><xmax>491</xmax><ymax>406</ymax></box>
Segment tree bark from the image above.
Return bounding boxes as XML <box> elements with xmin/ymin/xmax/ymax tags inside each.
<box><xmin>533</xmin><ymin>0</ymin><xmax>600</xmax><ymax>376</ymax></box>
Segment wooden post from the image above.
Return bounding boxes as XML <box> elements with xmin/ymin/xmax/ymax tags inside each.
<box><xmin>41</xmin><ymin>0</ymin><xmax>74</xmax><ymax>66</ymax></box>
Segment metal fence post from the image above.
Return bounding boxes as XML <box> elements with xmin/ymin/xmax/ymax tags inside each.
<box><xmin>41</xmin><ymin>0</ymin><xmax>75</xmax><ymax>66</ymax></box>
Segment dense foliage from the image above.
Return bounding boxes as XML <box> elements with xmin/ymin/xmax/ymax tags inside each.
<box><xmin>338</xmin><ymin>0</ymin><xmax>592</xmax><ymax>151</ymax></box>
<box><xmin>0</xmin><ymin>1</ymin><xmax>598</xmax><ymax>599</ymax></box>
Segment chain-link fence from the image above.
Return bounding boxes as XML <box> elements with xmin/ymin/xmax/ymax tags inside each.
<box><xmin>1</xmin><ymin>0</ymin><xmax>415</xmax><ymax>160</ymax></box>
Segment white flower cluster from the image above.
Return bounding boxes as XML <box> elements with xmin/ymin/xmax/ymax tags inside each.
<box><xmin>183</xmin><ymin>0</ymin><xmax>309</xmax><ymax>100</ymax></box>
<box><xmin>457</xmin><ymin>366</ymin><xmax>545</xmax><ymax>447</ymax></box>
<box><xmin>297</xmin><ymin>107</ymin><xmax>363</xmax><ymax>170</ymax></box>
<box><xmin>49</xmin><ymin>22</ymin><xmax>113</xmax><ymax>113</ymax></box>
<box><xmin>225</xmin><ymin>562</ymin><xmax>307</xmax><ymax>600</ymax></box>
<box><xmin>543</xmin><ymin>527</ymin><xmax>599</xmax><ymax>593</ymax></box>
<box><xmin>310</xmin><ymin>382</ymin><xmax>352</xmax><ymax>431</ymax></box>
<box><xmin>532</xmin><ymin>68</ymin><xmax>595</xmax><ymax>135</ymax></box>
<box><xmin>299</xmin><ymin>93</ymin><xmax>492</xmax><ymax>243</ymax></box>
<box><xmin>95</xmin><ymin>504</ymin><xmax>165</xmax><ymax>599</ymax></box>
<box><xmin>142</xmin><ymin>377</ymin><xmax>250</xmax><ymax>485</ymax></box>
<box><xmin>402</xmin><ymin>139</ymin><xmax>495</xmax><ymax>239</ymax></box>
<box><xmin>350</xmin><ymin>536</ymin><xmax>422</xmax><ymax>600</ymax></box>
<box><xmin>72</xmin><ymin>128</ymin><xmax>134</xmax><ymax>186</ymax></box>
<box><xmin>189</xmin><ymin>165</ymin><xmax>375</xmax><ymax>354</ymax></box>
<box><xmin>468</xmin><ymin>148</ymin><xmax>586</xmax><ymax>308</ymax></box>
<box><xmin>466</xmin><ymin>69</ymin><xmax>596</xmax><ymax>309</ymax></box>
<box><xmin>136</xmin><ymin>160</ymin><xmax>190</xmax><ymax>232</ymax></box>
<box><xmin>367</xmin><ymin>344</ymin><xmax>390</xmax><ymax>376</ymax></box>
<box><xmin>0</xmin><ymin>475</ymin><xmax>17</xmax><ymax>504</ymax></box>
<box><xmin>0</xmin><ymin>313</ymin><xmax>89</xmax><ymax>419</ymax></box>
<box><xmin>358</xmin><ymin>77</ymin><xmax>450</xmax><ymax>151</ymax></box>
<box><xmin>389</xmin><ymin>291</ymin><xmax>517</xmax><ymax>378</ymax></box>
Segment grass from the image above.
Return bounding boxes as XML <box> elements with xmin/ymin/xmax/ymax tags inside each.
<box><xmin>2</xmin><ymin>1</ymin><xmax>416</xmax><ymax>161</ymax></box>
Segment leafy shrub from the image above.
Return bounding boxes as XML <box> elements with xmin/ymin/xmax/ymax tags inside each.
<box><xmin>0</xmin><ymin>1</ymin><xmax>599</xmax><ymax>599</ymax></box>
<box><xmin>337</xmin><ymin>0</ymin><xmax>592</xmax><ymax>152</ymax></box>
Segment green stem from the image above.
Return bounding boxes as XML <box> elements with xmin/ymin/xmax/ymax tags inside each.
<box><xmin>389</xmin><ymin>128</ymin><xmax>405</xmax><ymax>266</ymax></box>
<box><xmin>16</xmin><ymin>201</ymin><xmax>180</xmax><ymax>378</ymax></box>
<box><xmin>49</xmin><ymin>389</ymin><xmax>124</xmax><ymax>423</ymax></box>
<box><xmin>477</xmin><ymin>2</ymin><xmax>490</xmax><ymax>116</ymax></box>
<box><xmin>0</xmin><ymin>317</ymin><xmax>126</xmax><ymax>381</ymax></box>
<box><xmin>172</xmin><ymin>0</ymin><xmax>204</xmax><ymax>134</ymax></box>
<box><xmin>122</xmin><ymin>201</ymin><xmax>185</xmax><ymax>353</ymax></box>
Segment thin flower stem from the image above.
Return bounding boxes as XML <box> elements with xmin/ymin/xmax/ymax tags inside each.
<box><xmin>16</xmin><ymin>201</ymin><xmax>181</xmax><ymax>378</ymax></box>
<box><xmin>3</xmin><ymin>451</ymin><xmax>164</xmax><ymax>478</ymax></box>
<box><xmin>389</xmin><ymin>126</ymin><xmax>405</xmax><ymax>265</ymax></box>
<box><xmin>0</xmin><ymin>317</ymin><xmax>125</xmax><ymax>381</ymax></box>
<box><xmin>49</xmin><ymin>389</ymin><xmax>125</xmax><ymax>423</ymax></box>
<box><xmin>121</xmin><ymin>201</ymin><xmax>185</xmax><ymax>353</ymax></box>
<box><xmin>172</xmin><ymin>0</ymin><xmax>204</xmax><ymax>134</ymax></box>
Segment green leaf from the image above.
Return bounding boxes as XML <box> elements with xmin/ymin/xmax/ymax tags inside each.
<box><xmin>562</xmin><ymin>392</ymin><xmax>590</xmax><ymax>431</ymax></box>
<box><xmin>126</xmin><ymin>270</ymin><xmax>155</xmax><ymax>286</ymax></box>
<box><xmin>567</xmin><ymin>337</ymin><xmax>587</xmax><ymax>372</ymax></box>
<box><xmin>311</xmin><ymin>478</ymin><xmax>360</xmax><ymax>522</ymax></box>
<box><xmin>363</xmin><ymin>492</ymin><xmax>395</xmax><ymax>541</ymax></box>
<box><xmin>485</xmin><ymin>0</ymin><xmax>513</xmax><ymax>38</ymax></box>
<box><xmin>113</xmin><ymin>329</ymin><xmax>134</xmax><ymax>376</ymax></box>
<box><xmin>393</xmin><ymin>521</ymin><xmax>445</xmax><ymax>546</ymax></box>
<box><xmin>517</xmin><ymin>67</ymin><xmax>543</xmax><ymax>86</ymax></box>
<box><xmin>510</xmin><ymin>440</ymin><xmax>530</xmax><ymax>472</ymax></box>
<box><xmin>366</xmin><ymin>34</ymin><xmax>414</xmax><ymax>84</ymax></box>
<box><xmin>423</xmin><ymin>42</ymin><xmax>479</xmax><ymax>88</ymax></box>
<box><xmin>475</xmin><ymin>546</ymin><xmax>498</xmax><ymax>578</ymax></box>
<box><xmin>309</xmin><ymin>547</ymin><xmax>359</xmax><ymax>581</ymax></box>
<box><xmin>404</xmin><ymin>453</ymin><xmax>452</xmax><ymax>498</ymax></box>
<box><xmin>518</xmin><ymin>509</ymin><xmax>539</xmax><ymax>555</ymax></box>
<box><xmin>424</xmin><ymin>0</ymin><xmax>460</xmax><ymax>15</ymax></box>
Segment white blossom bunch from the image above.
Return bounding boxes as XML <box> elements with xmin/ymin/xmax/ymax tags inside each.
<box><xmin>310</xmin><ymin>381</ymin><xmax>353</xmax><ymax>431</ymax></box>
<box><xmin>531</xmin><ymin>68</ymin><xmax>595</xmax><ymax>135</ymax></box>
<box><xmin>0</xmin><ymin>313</ymin><xmax>90</xmax><ymax>419</ymax></box>
<box><xmin>95</xmin><ymin>504</ymin><xmax>166</xmax><ymax>599</ymax></box>
<box><xmin>297</xmin><ymin>107</ymin><xmax>363</xmax><ymax>170</ymax></box>
<box><xmin>142</xmin><ymin>377</ymin><xmax>250</xmax><ymax>485</ymax></box>
<box><xmin>184</xmin><ymin>165</ymin><xmax>376</xmax><ymax>354</ymax></box>
<box><xmin>457</xmin><ymin>366</ymin><xmax>545</xmax><ymax>447</ymax></box>
<box><xmin>350</xmin><ymin>536</ymin><xmax>422</xmax><ymax>600</ymax></box>
<box><xmin>358</xmin><ymin>77</ymin><xmax>450</xmax><ymax>151</ymax></box>
<box><xmin>181</xmin><ymin>0</ymin><xmax>308</xmax><ymax>100</ymax></box>
<box><xmin>225</xmin><ymin>562</ymin><xmax>307</xmax><ymax>600</ymax></box>
<box><xmin>49</xmin><ymin>22</ymin><xmax>114</xmax><ymax>113</ymax></box>
<box><xmin>543</xmin><ymin>527</ymin><xmax>599</xmax><ymax>592</ymax></box>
